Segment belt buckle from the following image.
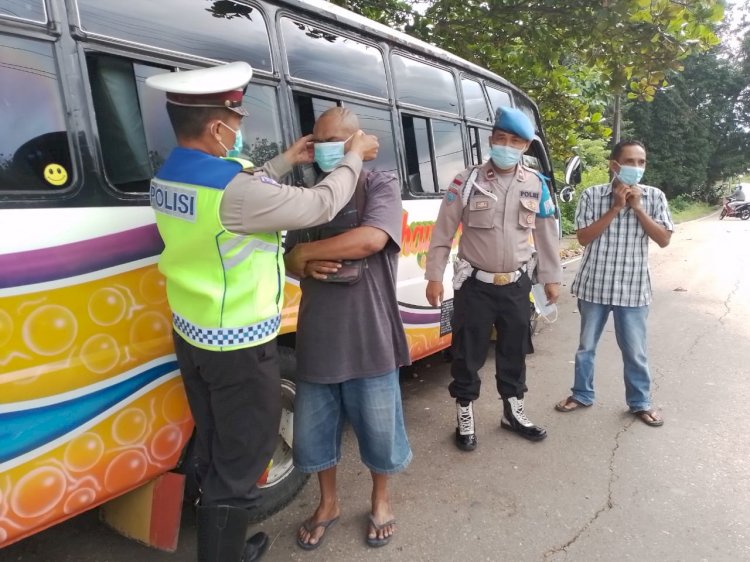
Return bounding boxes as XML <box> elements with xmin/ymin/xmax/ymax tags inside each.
<box><xmin>493</xmin><ymin>272</ymin><xmax>511</xmax><ymax>285</ymax></box>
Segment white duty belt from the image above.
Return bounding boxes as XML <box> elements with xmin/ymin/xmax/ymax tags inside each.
<box><xmin>471</xmin><ymin>263</ymin><xmax>527</xmax><ymax>286</ymax></box>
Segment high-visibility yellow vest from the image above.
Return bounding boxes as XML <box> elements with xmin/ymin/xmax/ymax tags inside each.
<box><xmin>151</xmin><ymin>147</ymin><xmax>283</xmax><ymax>351</ymax></box>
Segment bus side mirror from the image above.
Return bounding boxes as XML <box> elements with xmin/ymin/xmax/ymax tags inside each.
<box><xmin>559</xmin><ymin>186</ymin><xmax>575</xmax><ymax>203</ymax></box>
<box><xmin>564</xmin><ymin>155</ymin><xmax>582</xmax><ymax>186</ymax></box>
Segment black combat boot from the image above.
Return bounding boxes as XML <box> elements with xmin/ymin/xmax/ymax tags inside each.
<box><xmin>455</xmin><ymin>401</ymin><xmax>478</xmax><ymax>451</ymax></box>
<box><xmin>197</xmin><ymin>505</ymin><xmax>269</xmax><ymax>562</ymax></box>
<box><xmin>501</xmin><ymin>396</ymin><xmax>547</xmax><ymax>441</ymax></box>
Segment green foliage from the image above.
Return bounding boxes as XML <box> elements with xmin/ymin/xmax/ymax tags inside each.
<box><xmin>332</xmin><ymin>0</ymin><xmax>723</xmax><ymax>158</ymax></box>
<box><xmin>669</xmin><ymin>194</ymin><xmax>692</xmax><ymax>213</ymax></box>
<box><xmin>624</xmin><ymin>23</ymin><xmax>750</xmax><ymax>199</ymax></box>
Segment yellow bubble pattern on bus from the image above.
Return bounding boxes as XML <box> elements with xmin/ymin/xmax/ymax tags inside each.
<box><xmin>0</xmin><ymin>264</ymin><xmax>193</xmax><ymax>547</ymax></box>
<box><xmin>0</xmin><ymin>266</ymin><xmax>171</xmax><ymax>402</ymax></box>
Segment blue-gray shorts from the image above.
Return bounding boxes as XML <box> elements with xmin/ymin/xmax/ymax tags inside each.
<box><xmin>293</xmin><ymin>369</ymin><xmax>412</xmax><ymax>475</ymax></box>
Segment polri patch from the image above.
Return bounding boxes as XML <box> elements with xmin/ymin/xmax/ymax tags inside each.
<box><xmin>519</xmin><ymin>190</ymin><xmax>539</xmax><ymax>199</ymax></box>
<box><xmin>259</xmin><ymin>175</ymin><xmax>280</xmax><ymax>186</ymax></box>
<box><xmin>446</xmin><ymin>187</ymin><xmax>459</xmax><ymax>205</ymax></box>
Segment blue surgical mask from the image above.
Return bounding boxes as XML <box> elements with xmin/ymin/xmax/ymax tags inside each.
<box><xmin>615</xmin><ymin>164</ymin><xmax>645</xmax><ymax>186</ymax></box>
<box><xmin>490</xmin><ymin>144</ymin><xmax>524</xmax><ymax>169</ymax></box>
<box><xmin>314</xmin><ymin>135</ymin><xmax>353</xmax><ymax>172</ymax></box>
<box><xmin>219</xmin><ymin>121</ymin><xmax>243</xmax><ymax>158</ymax></box>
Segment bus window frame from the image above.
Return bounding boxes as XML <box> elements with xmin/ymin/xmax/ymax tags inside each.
<box><xmin>399</xmin><ymin>108</ymin><xmax>466</xmax><ymax>199</ymax></box>
<box><xmin>0</xmin><ymin>27</ymin><xmax>82</xmax><ymax>203</ymax></box>
<box><xmin>0</xmin><ymin>0</ymin><xmax>49</xmax><ymax>26</ymax></box>
<box><xmin>459</xmin><ymin>73</ymin><xmax>493</xmax><ymax>126</ymax></box>
<box><xmin>390</xmin><ymin>49</ymin><xmax>460</xmax><ymax>117</ymax></box>
<box><xmin>69</xmin><ymin>0</ymin><xmax>276</xmax><ymax>75</ymax></box>
<box><xmin>276</xmin><ymin>10</ymin><xmax>390</xmax><ymax>103</ymax></box>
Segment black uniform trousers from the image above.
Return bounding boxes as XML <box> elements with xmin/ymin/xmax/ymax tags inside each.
<box><xmin>173</xmin><ymin>332</ymin><xmax>281</xmax><ymax>510</ymax></box>
<box><xmin>448</xmin><ymin>273</ymin><xmax>532</xmax><ymax>402</ymax></box>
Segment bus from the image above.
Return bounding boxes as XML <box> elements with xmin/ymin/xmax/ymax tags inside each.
<box><xmin>0</xmin><ymin>0</ymin><xmax>580</xmax><ymax>549</ymax></box>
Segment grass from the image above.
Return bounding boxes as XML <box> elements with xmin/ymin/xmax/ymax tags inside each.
<box><xmin>671</xmin><ymin>202</ymin><xmax>718</xmax><ymax>224</ymax></box>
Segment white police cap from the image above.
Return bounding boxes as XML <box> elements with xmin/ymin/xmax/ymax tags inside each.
<box><xmin>145</xmin><ymin>61</ymin><xmax>253</xmax><ymax>116</ymax></box>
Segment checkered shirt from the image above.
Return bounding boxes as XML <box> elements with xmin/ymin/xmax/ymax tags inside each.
<box><xmin>571</xmin><ymin>183</ymin><xmax>674</xmax><ymax>307</ymax></box>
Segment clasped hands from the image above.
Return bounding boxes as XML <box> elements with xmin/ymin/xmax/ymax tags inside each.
<box><xmin>613</xmin><ymin>182</ymin><xmax>643</xmax><ymax>211</ymax></box>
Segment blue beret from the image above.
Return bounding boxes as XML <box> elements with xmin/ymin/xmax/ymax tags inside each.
<box><xmin>493</xmin><ymin>107</ymin><xmax>535</xmax><ymax>141</ymax></box>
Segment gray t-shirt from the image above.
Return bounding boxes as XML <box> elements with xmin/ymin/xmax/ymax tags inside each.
<box><xmin>286</xmin><ymin>171</ymin><xmax>411</xmax><ymax>384</ymax></box>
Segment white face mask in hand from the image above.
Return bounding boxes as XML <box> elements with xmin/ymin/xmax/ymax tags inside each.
<box><xmin>531</xmin><ymin>283</ymin><xmax>558</xmax><ymax>323</ymax></box>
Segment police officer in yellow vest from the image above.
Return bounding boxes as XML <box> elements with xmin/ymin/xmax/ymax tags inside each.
<box><xmin>146</xmin><ymin>62</ymin><xmax>379</xmax><ymax>562</ymax></box>
<box><xmin>425</xmin><ymin>107</ymin><xmax>562</xmax><ymax>452</ymax></box>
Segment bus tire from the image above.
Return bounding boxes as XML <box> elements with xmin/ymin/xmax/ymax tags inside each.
<box><xmin>177</xmin><ymin>346</ymin><xmax>309</xmax><ymax>521</ymax></box>
<box><xmin>248</xmin><ymin>345</ymin><xmax>309</xmax><ymax>522</ymax></box>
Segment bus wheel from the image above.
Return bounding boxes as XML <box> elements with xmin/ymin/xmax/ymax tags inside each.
<box><xmin>248</xmin><ymin>345</ymin><xmax>309</xmax><ymax>522</ymax></box>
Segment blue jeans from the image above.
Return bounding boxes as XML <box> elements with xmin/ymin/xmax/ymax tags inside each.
<box><xmin>293</xmin><ymin>370</ymin><xmax>412</xmax><ymax>475</ymax></box>
<box><xmin>572</xmin><ymin>299</ymin><xmax>652</xmax><ymax>412</ymax></box>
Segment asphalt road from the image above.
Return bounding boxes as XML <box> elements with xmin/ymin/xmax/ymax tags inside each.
<box><xmin>3</xmin><ymin>210</ymin><xmax>749</xmax><ymax>562</ymax></box>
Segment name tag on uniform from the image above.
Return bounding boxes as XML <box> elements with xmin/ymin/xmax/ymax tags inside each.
<box><xmin>150</xmin><ymin>180</ymin><xmax>197</xmax><ymax>222</ymax></box>
<box><xmin>475</xmin><ymin>200</ymin><xmax>490</xmax><ymax>210</ymax></box>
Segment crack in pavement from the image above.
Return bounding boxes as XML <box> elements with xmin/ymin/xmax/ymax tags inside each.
<box><xmin>542</xmin><ymin>419</ymin><xmax>635</xmax><ymax>561</ymax></box>
<box><xmin>718</xmin><ymin>277</ymin><xmax>740</xmax><ymax>324</ymax></box>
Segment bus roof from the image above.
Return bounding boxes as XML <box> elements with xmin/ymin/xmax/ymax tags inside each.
<box><xmin>277</xmin><ymin>0</ymin><xmax>539</xmax><ymax>114</ymax></box>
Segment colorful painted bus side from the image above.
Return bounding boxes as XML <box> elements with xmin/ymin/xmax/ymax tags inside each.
<box><xmin>0</xmin><ymin>0</ymin><xmax>561</xmax><ymax>548</ymax></box>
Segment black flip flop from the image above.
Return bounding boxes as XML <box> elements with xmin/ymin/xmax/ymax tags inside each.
<box><xmin>554</xmin><ymin>396</ymin><xmax>591</xmax><ymax>413</ymax></box>
<box><xmin>366</xmin><ymin>514</ymin><xmax>396</xmax><ymax>548</ymax></box>
<box><xmin>632</xmin><ymin>409</ymin><xmax>664</xmax><ymax>427</ymax></box>
<box><xmin>296</xmin><ymin>516</ymin><xmax>339</xmax><ymax>550</ymax></box>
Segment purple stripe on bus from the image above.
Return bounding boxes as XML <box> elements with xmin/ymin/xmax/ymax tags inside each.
<box><xmin>0</xmin><ymin>224</ymin><xmax>164</xmax><ymax>289</ymax></box>
<box><xmin>399</xmin><ymin>310</ymin><xmax>441</xmax><ymax>325</ymax></box>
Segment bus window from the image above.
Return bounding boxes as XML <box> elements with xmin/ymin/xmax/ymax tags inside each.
<box><xmin>294</xmin><ymin>94</ymin><xmax>338</xmax><ymax>136</ymax></box>
<box><xmin>76</xmin><ymin>0</ymin><xmax>273</xmax><ymax>71</ymax></box>
<box><xmin>402</xmin><ymin>115</ymin><xmax>434</xmax><ymax>193</ymax></box>
<box><xmin>486</xmin><ymin>84</ymin><xmax>512</xmax><ymax>113</ymax></box>
<box><xmin>468</xmin><ymin>126</ymin><xmax>491</xmax><ymax>166</ymax></box>
<box><xmin>402</xmin><ymin>115</ymin><xmax>465</xmax><ymax>194</ymax></box>
<box><xmin>461</xmin><ymin>78</ymin><xmax>491</xmax><ymax>123</ymax></box>
<box><xmin>392</xmin><ymin>54</ymin><xmax>458</xmax><ymax>114</ymax></box>
<box><xmin>294</xmin><ymin>94</ymin><xmax>398</xmax><ymax>176</ymax></box>
<box><xmin>515</xmin><ymin>96</ymin><xmax>539</xmax><ymax>132</ymax></box>
<box><xmin>432</xmin><ymin>120</ymin><xmax>464</xmax><ymax>191</ymax></box>
<box><xmin>281</xmin><ymin>18</ymin><xmax>387</xmax><ymax>98</ymax></box>
<box><xmin>343</xmin><ymin>102</ymin><xmax>398</xmax><ymax>175</ymax></box>
<box><xmin>242</xmin><ymin>83</ymin><xmax>284</xmax><ymax>166</ymax></box>
<box><xmin>0</xmin><ymin>0</ymin><xmax>46</xmax><ymax>23</ymax></box>
<box><xmin>86</xmin><ymin>54</ymin><xmax>156</xmax><ymax>193</ymax></box>
<box><xmin>0</xmin><ymin>34</ymin><xmax>73</xmax><ymax>193</ymax></box>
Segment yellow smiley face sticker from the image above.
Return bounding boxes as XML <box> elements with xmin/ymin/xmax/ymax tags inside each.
<box><xmin>44</xmin><ymin>163</ymin><xmax>68</xmax><ymax>186</ymax></box>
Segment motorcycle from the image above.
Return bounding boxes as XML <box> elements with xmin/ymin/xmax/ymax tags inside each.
<box><xmin>719</xmin><ymin>197</ymin><xmax>750</xmax><ymax>220</ymax></box>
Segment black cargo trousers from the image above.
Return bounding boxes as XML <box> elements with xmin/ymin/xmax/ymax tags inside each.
<box><xmin>448</xmin><ymin>273</ymin><xmax>532</xmax><ymax>402</ymax></box>
<box><xmin>173</xmin><ymin>332</ymin><xmax>281</xmax><ymax>509</ymax></box>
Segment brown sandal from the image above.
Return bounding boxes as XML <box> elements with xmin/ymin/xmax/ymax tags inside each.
<box><xmin>632</xmin><ymin>409</ymin><xmax>664</xmax><ymax>427</ymax></box>
<box><xmin>554</xmin><ymin>396</ymin><xmax>591</xmax><ymax>413</ymax></box>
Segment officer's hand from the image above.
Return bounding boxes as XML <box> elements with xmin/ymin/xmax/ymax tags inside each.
<box><xmin>283</xmin><ymin>134</ymin><xmax>315</xmax><ymax>166</ymax></box>
<box><xmin>426</xmin><ymin>280</ymin><xmax>444</xmax><ymax>307</ymax></box>
<box><xmin>544</xmin><ymin>283</ymin><xmax>560</xmax><ymax>304</ymax></box>
<box><xmin>348</xmin><ymin>130</ymin><xmax>379</xmax><ymax>161</ymax></box>
<box><xmin>304</xmin><ymin>260</ymin><xmax>341</xmax><ymax>280</ymax></box>
<box><xmin>612</xmin><ymin>183</ymin><xmax>633</xmax><ymax>211</ymax></box>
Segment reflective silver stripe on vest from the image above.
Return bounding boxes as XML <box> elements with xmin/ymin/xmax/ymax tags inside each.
<box><xmin>173</xmin><ymin>312</ymin><xmax>281</xmax><ymax>348</ymax></box>
<box><xmin>220</xmin><ymin>237</ymin><xmax>279</xmax><ymax>270</ymax></box>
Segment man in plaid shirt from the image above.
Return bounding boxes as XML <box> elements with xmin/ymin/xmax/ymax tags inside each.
<box><xmin>555</xmin><ymin>140</ymin><xmax>674</xmax><ymax>426</ymax></box>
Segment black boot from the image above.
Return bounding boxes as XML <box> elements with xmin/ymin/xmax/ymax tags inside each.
<box><xmin>197</xmin><ymin>505</ymin><xmax>268</xmax><ymax>562</ymax></box>
<box><xmin>501</xmin><ymin>397</ymin><xmax>547</xmax><ymax>441</ymax></box>
<box><xmin>455</xmin><ymin>401</ymin><xmax>478</xmax><ymax>451</ymax></box>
